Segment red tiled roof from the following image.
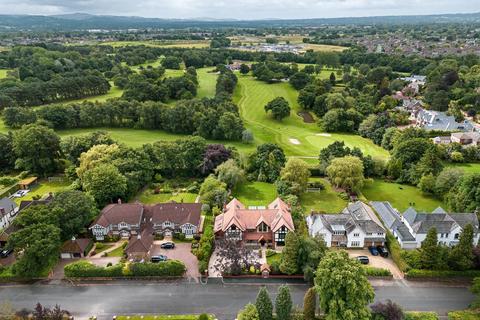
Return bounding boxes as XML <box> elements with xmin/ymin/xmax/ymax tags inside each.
<box><xmin>125</xmin><ymin>229</ymin><xmax>153</xmax><ymax>254</ymax></box>
<box><xmin>144</xmin><ymin>202</ymin><xmax>202</xmax><ymax>227</ymax></box>
<box><xmin>60</xmin><ymin>238</ymin><xmax>92</xmax><ymax>254</ymax></box>
<box><xmin>91</xmin><ymin>203</ymin><xmax>144</xmax><ymax>228</ymax></box>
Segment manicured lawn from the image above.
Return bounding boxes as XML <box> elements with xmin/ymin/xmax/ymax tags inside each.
<box><xmin>137</xmin><ymin>189</ymin><xmax>198</xmax><ymax>204</ymax></box>
<box><xmin>445</xmin><ymin>162</ymin><xmax>480</xmax><ymax>174</ymax></box>
<box><xmin>105</xmin><ymin>242</ymin><xmax>127</xmax><ymax>257</ymax></box>
<box><xmin>233</xmin><ymin>181</ymin><xmax>277</xmax><ymax>206</ymax></box>
<box><xmin>13</xmin><ymin>179</ymin><xmax>71</xmax><ymax>205</ymax></box>
<box><xmin>117</xmin><ymin>315</ymin><xmax>214</xmax><ymax>320</ymax></box>
<box><xmin>233</xmin><ymin>75</ymin><xmax>389</xmax><ymax>160</ymax></box>
<box><xmin>196</xmin><ymin>68</ymin><xmax>218</xmax><ymax>99</ymax></box>
<box><xmin>93</xmin><ymin>243</ymin><xmax>114</xmax><ymax>254</ymax></box>
<box><xmin>300</xmin><ymin>178</ymin><xmax>348</xmax><ymax>214</ymax></box>
<box><xmin>361</xmin><ymin>179</ymin><xmax>445</xmax><ymax>213</ymax></box>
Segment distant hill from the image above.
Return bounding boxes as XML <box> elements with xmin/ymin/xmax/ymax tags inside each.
<box><xmin>0</xmin><ymin>12</ymin><xmax>479</xmax><ymax>31</ymax></box>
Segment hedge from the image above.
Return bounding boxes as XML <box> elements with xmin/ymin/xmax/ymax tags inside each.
<box><xmin>386</xmin><ymin>231</ymin><xmax>409</xmax><ymax>272</ymax></box>
<box><xmin>128</xmin><ymin>261</ymin><xmax>186</xmax><ymax>277</ymax></box>
<box><xmin>405</xmin><ymin>312</ymin><xmax>439</xmax><ymax>320</ymax></box>
<box><xmin>406</xmin><ymin>269</ymin><xmax>480</xmax><ymax>279</ymax></box>
<box><xmin>64</xmin><ymin>260</ymin><xmax>186</xmax><ymax>278</ymax></box>
<box><xmin>64</xmin><ymin>261</ymin><xmax>124</xmax><ymax>278</ymax></box>
<box><xmin>448</xmin><ymin>310</ymin><xmax>480</xmax><ymax>320</ymax></box>
<box><xmin>194</xmin><ymin>219</ymin><xmax>214</xmax><ymax>273</ymax></box>
<box><xmin>363</xmin><ymin>266</ymin><xmax>392</xmax><ymax>277</ymax></box>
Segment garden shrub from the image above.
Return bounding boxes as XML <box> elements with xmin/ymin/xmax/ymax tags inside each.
<box><xmin>405</xmin><ymin>311</ymin><xmax>438</xmax><ymax>320</ymax></box>
<box><xmin>406</xmin><ymin>269</ymin><xmax>480</xmax><ymax>278</ymax></box>
<box><xmin>363</xmin><ymin>266</ymin><xmax>392</xmax><ymax>277</ymax></box>
<box><xmin>195</xmin><ymin>223</ymin><xmax>214</xmax><ymax>273</ymax></box>
<box><xmin>64</xmin><ymin>261</ymin><xmax>123</xmax><ymax>278</ymax></box>
<box><xmin>266</xmin><ymin>249</ymin><xmax>276</xmax><ymax>257</ymax></box>
<box><xmin>448</xmin><ymin>310</ymin><xmax>480</xmax><ymax>320</ymax></box>
<box><xmin>386</xmin><ymin>231</ymin><xmax>409</xmax><ymax>272</ymax></box>
<box><xmin>129</xmin><ymin>260</ymin><xmax>186</xmax><ymax>277</ymax></box>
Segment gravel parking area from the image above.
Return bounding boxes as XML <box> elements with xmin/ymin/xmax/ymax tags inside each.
<box><xmin>150</xmin><ymin>242</ymin><xmax>200</xmax><ymax>282</ymax></box>
<box><xmin>348</xmin><ymin>249</ymin><xmax>404</xmax><ymax>279</ymax></box>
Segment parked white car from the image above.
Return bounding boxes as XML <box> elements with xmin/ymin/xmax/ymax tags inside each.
<box><xmin>10</xmin><ymin>189</ymin><xmax>30</xmax><ymax>198</ymax></box>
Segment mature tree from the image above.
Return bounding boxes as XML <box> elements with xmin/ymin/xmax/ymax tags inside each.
<box><xmin>370</xmin><ymin>300</ymin><xmax>404</xmax><ymax>320</ymax></box>
<box><xmin>315</xmin><ymin>250</ymin><xmax>374</xmax><ymax>320</ymax></box>
<box><xmin>0</xmin><ymin>133</ymin><xmax>14</xmax><ymax>172</ymax></box>
<box><xmin>297</xmin><ymin>235</ymin><xmax>327</xmax><ymax>283</ymax></box>
<box><xmin>415</xmin><ymin>146</ymin><xmax>444</xmax><ymax>179</ymax></box>
<box><xmin>242</xmin><ymin>129</ymin><xmax>254</xmax><ymax>143</ymax></box>
<box><xmin>275</xmin><ymin>285</ymin><xmax>293</xmax><ymax>320</ymax></box>
<box><xmin>199</xmin><ymin>175</ymin><xmax>228</xmax><ymax>208</ymax></box>
<box><xmin>446</xmin><ymin>173</ymin><xmax>480</xmax><ymax>212</ymax></box>
<box><xmin>280</xmin><ymin>232</ymin><xmax>299</xmax><ymax>275</ymax></box>
<box><xmin>434</xmin><ymin>168</ymin><xmax>464</xmax><ymax>198</ymax></box>
<box><xmin>76</xmin><ymin>144</ymin><xmax>120</xmax><ymax>179</ymax></box>
<box><xmin>200</xmin><ymin>144</ymin><xmax>232</xmax><ymax>175</ymax></box>
<box><xmin>240</xmin><ymin>64</ymin><xmax>250</xmax><ymax>75</ymax></box>
<box><xmin>392</xmin><ymin>138</ymin><xmax>431</xmax><ymax>169</ymax></box>
<box><xmin>290</xmin><ymin>72</ymin><xmax>312</xmax><ymax>90</ymax></box>
<box><xmin>256</xmin><ymin>287</ymin><xmax>273</xmax><ymax>320</ymax></box>
<box><xmin>326</xmin><ymin>156</ymin><xmax>365</xmax><ymax>192</ymax></box>
<box><xmin>13</xmin><ymin>124</ymin><xmax>61</xmax><ymax>175</ymax></box>
<box><xmin>247</xmin><ymin>143</ymin><xmax>286</xmax><ymax>183</ymax></box>
<box><xmin>321</xmin><ymin>108</ymin><xmax>363</xmax><ymax>133</ymax></box>
<box><xmin>51</xmin><ymin>191</ymin><xmax>98</xmax><ymax>240</ymax></box>
<box><xmin>418</xmin><ymin>174</ymin><xmax>436</xmax><ymax>194</ymax></box>
<box><xmin>213</xmin><ymin>239</ymin><xmax>256</xmax><ymax>276</ymax></box>
<box><xmin>420</xmin><ymin>228</ymin><xmax>442</xmax><ymax>270</ymax></box>
<box><xmin>218</xmin><ymin>112</ymin><xmax>244</xmax><ymax>140</ymax></box>
<box><xmin>9</xmin><ymin>223</ymin><xmax>61</xmax><ymax>277</ymax></box>
<box><xmin>329</xmin><ymin>72</ymin><xmax>336</xmax><ymax>85</ymax></box>
<box><xmin>237</xmin><ymin>303</ymin><xmax>259</xmax><ymax>320</ymax></box>
<box><xmin>265</xmin><ymin>97</ymin><xmax>291</xmax><ymax>121</ymax></box>
<box><xmin>449</xmin><ymin>224</ymin><xmax>474</xmax><ymax>271</ymax></box>
<box><xmin>82</xmin><ymin>163</ymin><xmax>127</xmax><ymax>206</ymax></box>
<box><xmin>61</xmin><ymin>131</ymin><xmax>115</xmax><ymax>165</ymax></box>
<box><xmin>279</xmin><ymin>158</ymin><xmax>311</xmax><ymax>195</ymax></box>
<box><xmin>215</xmin><ymin>159</ymin><xmax>245</xmax><ymax>190</ymax></box>
<box><xmin>303</xmin><ymin>287</ymin><xmax>317</xmax><ymax>320</ymax></box>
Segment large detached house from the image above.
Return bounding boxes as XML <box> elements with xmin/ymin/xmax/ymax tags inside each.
<box><xmin>306</xmin><ymin>201</ymin><xmax>386</xmax><ymax>248</ymax></box>
<box><xmin>214</xmin><ymin>198</ymin><xmax>295</xmax><ymax>248</ymax></box>
<box><xmin>90</xmin><ymin>202</ymin><xmax>144</xmax><ymax>240</ymax></box>
<box><xmin>0</xmin><ymin>198</ymin><xmax>18</xmax><ymax>230</ymax></box>
<box><xmin>371</xmin><ymin>201</ymin><xmax>480</xmax><ymax>249</ymax></box>
<box><xmin>89</xmin><ymin>201</ymin><xmax>202</xmax><ymax>241</ymax></box>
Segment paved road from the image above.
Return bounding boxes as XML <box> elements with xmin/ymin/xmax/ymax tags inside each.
<box><xmin>0</xmin><ymin>281</ymin><xmax>474</xmax><ymax>319</ymax></box>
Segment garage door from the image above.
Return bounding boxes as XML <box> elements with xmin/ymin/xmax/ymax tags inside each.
<box><xmin>61</xmin><ymin>253</ymin><xmax>72</xmax><ymax>259</ymax></box>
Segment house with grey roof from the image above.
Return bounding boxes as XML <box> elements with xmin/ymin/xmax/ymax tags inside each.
<box><xmin>415</xmin><ymin>109</ymin><xmax>474</xmax><ymax>131</ymax></box>
<box><xmin>306</xmin><ymin>201</ymin><xmax>386</xmax><ymax>248</ymax></box>
<box><xmin>0</xmin><ymin>198</ymin><xmax>18</xmax><ymax>230</ymax></box>
<box><xmin>433</xmin><ymin>131</ymin><xmax>480</xmax><ymax>147</ymax></box>
<box><xmin>371</xmin><ymin>201</ymin><xmax>480</xmax><ymax>249</ymax></box>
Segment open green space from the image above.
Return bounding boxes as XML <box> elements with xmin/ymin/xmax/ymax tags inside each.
<box><xmin>136</xmin><ymin>189</ymin><xmax>198</xmax><ymax>204</ymax></box>
<box><xmin>196</xmin><ymin>68</ymin><xmax>218</xmax><ymax>99</ymax></box>
<box><xmin>445</xmin><ymin>162</ymin><xmax>480</xmax><ymax>174</ymax></box>
<box><xmin>105</xmin><ymin>242</ymin><xmax>127</xmax><ymax>257</ymax></box>
<box><xmin>13</xmin><ymin>179</ymin><xmax>71</xmax><ymax>205</ymax></box>
<box><xmin>101</xmin><ymin>40</ymin><xmax>210</xmax><ymax>49</ymax></box>
<box><xmin>233</xmin><ymin>74</ymin><xmax>389</xmax><ymax>160</ymax></box>
<box><xmin>361</xmin><ymin>179</ymin><xmax>445</xmax><ymax>213</ymax></box>
<box><xmin>300</xmin><ymin>178</ymin><xmax>348</xmax><ymax>213</ymax></box>
<box><xmin>232</xmin><ymin>181</ymin><xmax>277</xmax><ymax>206</ymax></box>
<box><xmin>0</xmin><ymin>69</ymin><xmax>12</xmax><ymax>79</ymax></box>
<box><xmin>93</xmin><ymin>242</ymin><xmax>114</xmax><ymax>255</ymax></box>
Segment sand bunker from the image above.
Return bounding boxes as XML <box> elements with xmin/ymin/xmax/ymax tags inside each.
<box><xmin>289</xmin><ymin>138</ymin><xmax>301</xmax><ymax>145</ymax></box>
<box><xmin>316</xmin><ymin>133</ymin><xmax>332</xmax><ymax>137</ymax></box>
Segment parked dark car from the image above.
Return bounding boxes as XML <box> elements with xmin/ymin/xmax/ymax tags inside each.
<box><xmin>160</xmin><ymin>242</ymin><xmax>175</xmax><ymax>249</ymax></box>
<box><xmin>377</xmin><ymin>246</ymin><xmax>389</xmax><ymax>258</ymax></box>
<box><xmin>150</xmin><ymin>255</ymin><xmax>168</xmax><ymax>263</ymax></box>
<box><xmin>0</xmin><ymin>248</ymin><xmax>13</xmax><ymax>258</ymax></box>
<box><xmin>356</xmin><ymin>256</ymin><xmax>369</xmax><ymax>265</ymax></box>
<box><xmin>368</xmin><ymin>246</ymin><xmax>379</xmax><ymax>256</ymax></box>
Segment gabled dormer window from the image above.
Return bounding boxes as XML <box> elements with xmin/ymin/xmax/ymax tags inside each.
<box><xmin>257</xmin><ymin>222</ymin><xmax>270</xmax><ymax>232</ymax></box>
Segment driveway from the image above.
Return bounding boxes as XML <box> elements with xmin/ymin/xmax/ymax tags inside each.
<box><xmin>150</xmin><ymin>242</ymin><xmax>200</xmax><ymax>282</ymax></box>
<box><xmin>348</xmin><ymin>249</ymin><xmax>404</xmax><ymax>279</ymax></box>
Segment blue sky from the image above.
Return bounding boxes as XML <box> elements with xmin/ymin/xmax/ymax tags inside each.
<box><xmin>0</xmin><ymin>0</ymin><xmax>479</xmax><ymax>19</ymax></box>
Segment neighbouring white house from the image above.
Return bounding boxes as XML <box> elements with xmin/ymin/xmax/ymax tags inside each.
<box><xmin>0</xmin><ymin>198</ymin><xmax>18</xmax><ymax>230</ymax></box>
<box><xmin>371</xmin><ymin>201</ymin><xmax>480</xmax><ymax>249</ymax></box>
<box><xmin>306</xmin><ymin>201</ymin><xmax>386</xmax><ymax>248</ymax></box>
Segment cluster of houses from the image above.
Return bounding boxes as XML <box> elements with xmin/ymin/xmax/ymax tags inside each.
<box><xmin>306</xmin><ymin>201</ymin><xmax>480</xmax><ymax>250</ymax></box>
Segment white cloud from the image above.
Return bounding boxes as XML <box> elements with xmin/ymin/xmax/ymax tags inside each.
<box><xmin>0</xmin><ymin>0</ymin><xmax>478</xmax><ymax>19</ymax></box>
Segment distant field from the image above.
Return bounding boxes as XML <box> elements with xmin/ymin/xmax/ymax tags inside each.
<box><xmin>304</xmin><ymin>43</ymin><xmax>346</xmax><ymax>52</ymax></box>
<box><xmin>100</xmin><ymin>40</ymin><xmax>210</xmax><ymax>49</ymax></box>
<box><xmin>361</xmin><ymin>179</ymin><xmax>445</xmax><ymax>213</ymax></box>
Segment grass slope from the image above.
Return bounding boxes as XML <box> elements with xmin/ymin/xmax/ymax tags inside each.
<box><xmin>446</xmin><ymin>163</ymin><xmax>480</xmax><ymax>174</ymax></box>
<box><xmin>233</xmin><ymin>74</ymin><xmax>389</xmax><ymax>160</ymax></box>
<box><xmin>362</xmin><ymin>179</ymin><xmax>445</xmax><ymax>212</ymax></box>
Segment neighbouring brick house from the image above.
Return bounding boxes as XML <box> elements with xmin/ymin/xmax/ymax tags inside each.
<box><xmin>89</xmin><ymin>201</ymin><xmax>202</xmax><ymax>241</ymax></box>
<box><xmin>306</xmin><ymin>201</ymin><xmax>386</xmax><ymax>248</ymax></box>
<box><xmin>214</xmin><ymin>198</ymin><xmax>295</xmax><ymax>248</ymax></box>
